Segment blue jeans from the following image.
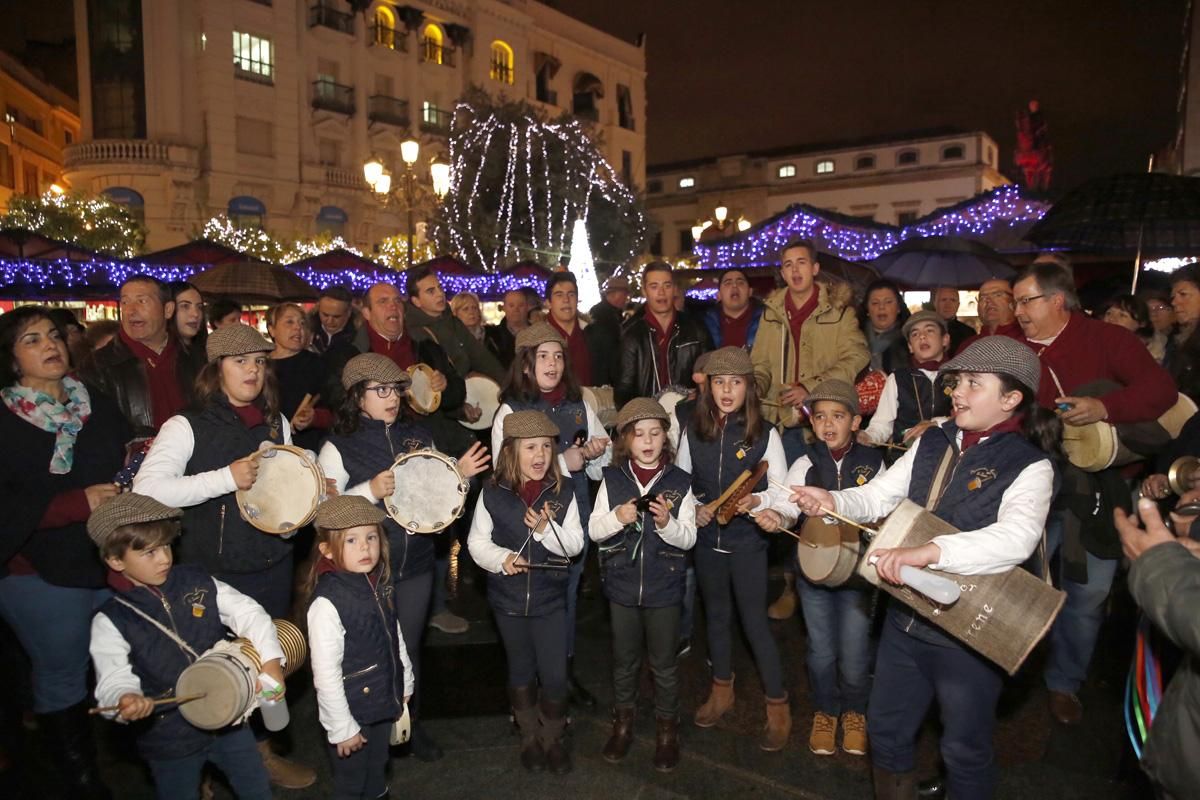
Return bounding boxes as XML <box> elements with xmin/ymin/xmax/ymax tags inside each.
<box><xmin>147</xmin><ymin>725</ymin><xmax>271</xmax><ymax>800</ymax></box>
<box><xmin>1042</xmin><ymin>512</ymin><xmax>1119</xmax><ymax>695</ymax></box>
<box><xmin>869</xmin><ymin>616</ymin><xmax>1004</xmax><ymax>799</ymax></box>
<box><xmin>796</xmin><ymin>577</ymin><xmax>872</xmax><ymax>715</ymax></box>
<box><xmin>0</xmin><ymin>574</ymin><xmax>109</xmax><ymax>712</ymax></box>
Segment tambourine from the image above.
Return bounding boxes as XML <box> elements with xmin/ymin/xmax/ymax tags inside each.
<box><xmin>460</xmin><ymin>374</ymin><xmax>501</xmax><ymax>431</ymax></box>
<box><xmin>406</xmin><ymin>364</ymin><xmax>442</xmax><ymax>415</ymax></box>
<box><xmin>236</xmin><ymin>445</ymin><xmax>326</xmax><ymax>534</ymax></box>
<box><xmin>385</xmin><ymin>449</ymin><xmax>469</xmax><ymax>533</ymax></box>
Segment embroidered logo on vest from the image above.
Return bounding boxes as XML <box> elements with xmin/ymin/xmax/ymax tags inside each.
<box><xmin>402</xmin><ymin>437</ymin><xmax>426</xmax><ymax>452</ymax></box>
<box><xmin>574</xmin><ymin>408</ymin><xmax>585</xmax><ymax>425</ymax></box>
<box><xmin>543</xmin><ymin>499</ymin><xmax>565</xmax><ymax>518</ymax></box>
<box><xmin>659</xmin><ymin>489</ymin><xmax>683</xmax><ymax>509</ymax></box>
<box><xmin>184</xmin><ymin>587</ymin><xmax>208</xmax><ymax>618</ymax></box>
<box><xmin>852</xmin><ymin>465</ymin><xmax>875</xmax><ymax>486</ymax></box>
<box><xmin>967</xmin><ymin>467</ymin><xmax>997</xmax><ymax>491</ymax></box>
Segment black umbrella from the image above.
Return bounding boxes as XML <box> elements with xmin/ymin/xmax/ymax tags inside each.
<box><xmin>871</xmin><ymin>236</ymin><xmax>1014</xmax><ymax>289</ymax></box>
<box><xmin>190</xmin><ymin>260</ymin><xmax>318</xmax><ymax>304</ymax></box>
<box><xmin>1028</xmin><ymin>173</ymin><xmax>1200</xmax><ymax>256</ymax></box>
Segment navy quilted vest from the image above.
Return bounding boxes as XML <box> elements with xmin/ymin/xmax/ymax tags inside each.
<box><xmin>892</xmin><ymin>367</ymin><xmax>952</xmax><ymax>443</ymax></box>
<box><xmin>685</xmin><ymin>416</ymin><xmax>770</xmax><ymax>552</ymax></box>
<box><xmin>481</xmin><ymin>480</ymin><xmax>575</xmax><ymax>617</ymax></box>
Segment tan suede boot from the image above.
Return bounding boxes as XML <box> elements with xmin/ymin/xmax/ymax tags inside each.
<box><xmin>760</xmin><ymin>694</ymin><xmax>792</xmax><ymax>752</ymax></box>
<box><xmin>693</xmin><ymin>675</ymin><xmax>735</xmax><ymax>728</ymax></box>
<box><xmin>767</xmin><ymin>573</ymin><xmax>798</xmax><ymax>620</ymax></box>
<box><xmin>256</xmin><ymin>739</ymin><xmax>316</xmax><ymax>789</ymax></box>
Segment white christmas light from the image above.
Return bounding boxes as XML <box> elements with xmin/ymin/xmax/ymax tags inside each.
<box><xmin>568</xmin><ymin>217</ymin><xmax>601</xmax><ymax>309</ymax></box>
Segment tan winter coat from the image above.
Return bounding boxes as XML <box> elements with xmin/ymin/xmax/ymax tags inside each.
<box><xmin>751</xmin><ymin>280</ymin><xmax>869</xmax><ymax>427</ymax></box>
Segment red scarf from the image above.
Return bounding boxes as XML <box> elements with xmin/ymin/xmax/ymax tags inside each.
<box><xmin>644</xmin><ymin>309</ymin><xmax>675</xmax><ymax>389</ymax></box>
<box><xmin>547</xmin><ymin>315</ymin><xmax>593</xmax><ymax>386</ymax></box>
<box><xmin>315</xmin><ymin>554</ymin><xmax>381</xmax><ymax>587</ymax></box>
<box><xmin>231</xmin><ymin>402</ymin><xmax>265</xmax><ymax>429</ymax></box>
<box><xmin>784</xmin><ymin>289</ymin><xmax>819</xmax><ymax>379</ymax></box>
<box><xmin>911</xmin><ymin>355</ymin><xmax>947</xmax><ymax>371</ymax></box>
<box><xmin>540</xmin><ymin>384</ymin><xmax>567</xmax><ymax>407</ymax></box>
<box><xmin>367</xmin><ymin>324</ymin><xmax>415</xmax><ymax>370</ymax></box>
<box><xmin>720</xmin><ymin>309</ymin><xmax>753</xmax><ymax>348</ymax></box>
<box><xmin>960</xmin><ymin>414</ymin><xmax>1025</xmax><ymax>453</ymax></box>
<box><xmin>829</xmin><ymin>441</ymin><xmax>853</xmax><ymax>462</ymax></box>
<box><xmin>630</xmin><ymin>460</ymin><xmax>663</xmax><ymax>487</ymax></box>
<box><xmin>519</xmin><ymin>478</ymin><xmax>547</xmax><ymax>507</ymax></box>
<box><xmin>119</xmin><ymin>328</ymin><xmax>184</xmax><ymax>430</ymax></box>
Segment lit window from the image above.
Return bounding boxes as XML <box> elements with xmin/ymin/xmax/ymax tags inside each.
<box><xmin>678</xmin><ymin>176</ymin><xmax>695</xmax><ymax>189</ymax></box>
<box><xmin>854</xmin><ymin>154</ymin><xmax>875</xmax><ymax>170</ymax></box>
<box><xmin>422</xmin><ymin>24</ymin><xmax>444</xmax><ymax>65</ymax></box>
<box><xmin>233</xmin><ymin>31</ymin><xmax>273</xmax><ymax>83</ymax></box>
<box><xmin>815</xmin><ymin>159</ymin><xmax>835</xmax><ymax>175</ymax></box>
<box><xmin>777</xmin><ymin>164</ymin><xmax>796</xmax><ymax>179</ymax></box>
<box><xmin>490</xmin><ymin>40</ymin><xmax>514</xmax><ymax>84</ymax></box>
<box><xmin>941</xmin><ymin>144</ymin><xmax>965</xmax><ymax>161</ymax></box>
<box><xmin>897</xmin><ymin>149</ymin><xmax>919</xmax><ymax>166</ymax></box>
<box><xmin>374</xmin><ymin>6</ymin><xmax>397</xmax><ymax>49</ymax></box>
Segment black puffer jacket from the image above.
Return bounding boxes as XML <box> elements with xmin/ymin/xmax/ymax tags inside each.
<box><xmin>615</xmin><ymin>311</ymin><xmax>712</xmax><ymax>406</ymax></box>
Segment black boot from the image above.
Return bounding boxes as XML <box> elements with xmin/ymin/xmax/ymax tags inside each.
<box><xmin>508</xmin><ymin>684</ymin><xmax>545</xmax><ymax>772</ymax></box>
<box><xmin>39</xmin><ymin>701</ymin><xmax>112</xmax><ymax>800</ymax></box>
<box><xmin>410</xmin><ymin>721</ymin><xmax>444</xmax><ymax>762</ymax></box>
<box><xmin>916</xmin><ymin>775</ymin><xmax>946</xmax><ymax>799</ymax></box>
<box><xmin>872</xmin><ymin>766</ymin><xmax>917</xmax><ymax>800</ymax></box>
<box><xmin>567</xmin><ymin>657</ymin><xmax>596</xmax><ymax>710</ymax></box>
<box><xmin>539</xmin><ymin>697</ymin><xmax>572</xmax><ymax>774</ymax></box>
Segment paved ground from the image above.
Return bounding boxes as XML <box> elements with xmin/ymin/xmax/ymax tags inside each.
<box><xmin>0</xmin><ymin>542</ymin><xmax>1154</xmax><ymax>799</ymax></box>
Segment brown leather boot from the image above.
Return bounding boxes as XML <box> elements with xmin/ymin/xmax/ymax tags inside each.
<box><xmin>602</xmin><ymin>705</ymin><xmax>636</xmax><ymax>763</ymax></box>
<box><xmin>508</xmin><ymin>684</ymin><xmax>544</xmax><ymax>772</ymax></box>
<box><xmin>873</xmin><ymin>766</ymin><xmax>918</xmax><ymax>800</ymax></box>
<box><xmin>693</xmin><ymin>675</ymin><xmax>735</xmax><ymax>728</ymax></box>
<box><xmin>767</xmin><ymin>573</ymin><xmax>798</xmax><ymax>620</ymax></box>
<box><xmin>653</xmin><ymin>716</ymin><xmax>680</xmax><ymax>772</ymax></box>
<box><xmin>539</xmin><ymin>697</ymin><xmax>572</xmax><ymax>774</ymax></box>
<box><xmin>760</xmin><ymin>694</ymin><xmax>792</xmax><ymax>752</ymax></box>
<box><xmin>256</xmin><ymin>739</ymin><xmax>316</xmax><ymax>789</ymax></box>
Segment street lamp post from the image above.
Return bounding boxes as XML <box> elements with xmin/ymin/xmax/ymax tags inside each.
<box><xmin>363</xmin><ymin>139</ymin><xmax>450</xmax><ymax>268</ymax></box>
<box><xmin>692</xmin><ymin>202</ymin><xmax>752</xmax><ymax>246</ymax></box>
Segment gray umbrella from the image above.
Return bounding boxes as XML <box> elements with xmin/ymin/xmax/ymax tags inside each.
<box><xmin>871</xmin><ymin>236</ymin><xmax>1014</xmax><ymax>289</ymax></box>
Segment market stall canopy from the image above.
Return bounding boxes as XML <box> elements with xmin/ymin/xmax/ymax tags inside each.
<box><xmin>284</xmin><ymin>248</ymin><xmax>382</xmax><ymax>272</ymax></box>
<box><xmin>136</xmin><ymin>239</ymin><xmax>246</xmax><ymax>266</ymax></box>
<box><xmin>190</xmin><ymin>260</ymin><xmax>318</xmax><ymax>303</ymax></box>
<box><xmin>0</xmin><ymin>229</ymin><xmax>100</xmax><ymax>262</ymax></box>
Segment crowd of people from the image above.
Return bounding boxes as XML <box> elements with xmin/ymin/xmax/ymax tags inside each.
<box><xmin>0</xmin><ymin>240</ymin><xmax>1198</xmax><ymax>800</ymax></box>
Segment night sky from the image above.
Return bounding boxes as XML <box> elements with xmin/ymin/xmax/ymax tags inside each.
<box><xmin>553</xmin><ymin>0</ymin><xmax>1187</xmax><ymax>193</ymax></box>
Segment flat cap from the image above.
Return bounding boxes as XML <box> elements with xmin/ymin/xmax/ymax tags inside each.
<box><xmin>692</xmin><ymin>351</ymin><xmax>711</xmax><ymax>375</ymax></box>
<box><xmin>515</xmin><ymin>322</ymin><xmax>566</xmax><ymax>352</ymax></box>
<box><xmin>87</xmin><ymin>493</ymin><xmax>181</xmax><ymax>548</ymax></box>
<box><xmin>206</xmin><ymin>323</ymin><xmax>273</xmax><ymax>362</ymax></box>
<box><xmin>341</xmin><ymin>353</ymin><xmax>412</xmax><ymax>391</ymax></box>
<box><xmin>604</xmin><ymin>276</ymin><xmax>630</xmax><ymax>293</ymax></box>
<box><xmin>806</xmin><ymin>379</ymin><xmax>860</xmax><ymax>417</ymax></box>
<box><xmin>615</xmin><ymin>397</ymin><xmax>669</xmax><ymax>432</ymax></box>
<box><xmin>315</xmin><ymin>495</ymin><xmax>386</xmax><ymax>531</ymax></box>
<box><xmin>502</xmin><ymin>409</ymin><xmax>560</xmax><ymax>440</ymax></box>
<box><xmin>902</xmin><ymin>309</ymin><xmax>949</xmax><ymax>339</ymax></box>
<box><xmin>701</xmin><ymin>346</ymin><xmax>753</xmax><ymax>377</ymax></box>
<box><xmin>940</xmin><ymin>336</ymin><xmax>1040</xmax><ymax>394</ymax></box>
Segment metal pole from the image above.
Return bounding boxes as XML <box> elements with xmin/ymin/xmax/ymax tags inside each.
<box><xmin>405</xmin><ymin>165</ymin><xmax>415</xmax><ymax>267</ymax></box>
<box><xmin>1132</xmin><ymin>153</ymin><xmax>1156</xmax><ymax>294</ymax></box>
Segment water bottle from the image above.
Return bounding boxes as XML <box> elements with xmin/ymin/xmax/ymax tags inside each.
<box><xmin>258</xmin><ymin>673</ymin><xmax>290</xmax><ymax>731</ymax></box>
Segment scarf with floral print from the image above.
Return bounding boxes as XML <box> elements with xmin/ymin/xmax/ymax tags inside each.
<box><xmin>2</xmin><ymin>375</ymin><xmax>92</xmax><ymax>474</ymax></box>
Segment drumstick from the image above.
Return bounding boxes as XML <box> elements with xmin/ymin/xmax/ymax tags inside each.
<box><xmin>747</xmin><ymin>511</ymin><xmax>813</xmax><ymax>546</ymax></box>
<box><xmin>89</xmin><ymin>693</ymin><xmax>207</xmax><ymax>715</ymax></box>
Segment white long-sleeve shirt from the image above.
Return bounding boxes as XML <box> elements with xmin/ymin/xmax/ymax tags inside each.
<box><xmin>675</xmin><ymin>426</ymin><xmax>788</xmax><ymax>512</ymax></box>
<box><xmin>317</xmin><ymin>440</ymin><xmax>381</xmax><ymax>503</ymax></box>
<box><xmin>91</xmin><ymin>579</ymin><xmax>285</xmax><ymax>719</ymax></box>
<box><xmin>826</xmin><ymin>433</ymin><xmax>1053</xmax><ymax>575</ymax></box>
<box><xmin>491</xmin><ymin>401</ymin><xmax>611</xmax><ymax>482</ymax></box>
<box><xmin>133</xmin><ymin>414</ymin><xmax>294</xmax><ymax>507</ymax></box>
<box><xmin>589</xmin><ymin>469</ymin><xmax>698</xmax><ymax>550</ymax></box>
<box><xmin>307</xmin><ymin>595</ymin><xmax>415</xmax><ymax>745</ymax></box>
<box><xmin>767</xmin><ymin>453</ymin><xmax>888</xmax><ymax>528</ymax></box>
<box><xmin>467</xmin><ymin>491</ymin><xmax>585</xmax><ymax>574</ymax></box>
<box><xmin>861</xmin><ymin>369</ymin><xmax>945</xmax><ymax>445</ymax></box>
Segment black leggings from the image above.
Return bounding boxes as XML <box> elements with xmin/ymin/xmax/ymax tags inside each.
<box><xmin>328</xmin><ymin>718</ymin><xmax>391</xmax><ymax>800</ymax></box>
<box><xmin>493</xmin><ymin>609</ymin><xmax>568</xmax><ymax>702</ymax></box>
<box><xmin>610</xmin><ymin>602</ymin><xmax>681</xmax><ymax>718</ymax></box>
<box><xmin>694</xmin><ymin>546</ymin><xmax>785</xmax><ymax>698</ymax></box>
<box><xmin>393</xmin><ymin>571</ymin><xmax>433</xmax><ymax>718</ymax></box>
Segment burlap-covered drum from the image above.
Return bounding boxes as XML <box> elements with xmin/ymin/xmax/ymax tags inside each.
<box><xmin>857</xmin><ymin>499</ymin><xmax>1065</xmax><ymax>675</ymax></box>
<box><xmin>460</xmin><ymin>375</ymin><xmax>501</xmax><ymax>431</ymax></box>
<box><xmin>406</xmin><ymin>364</ymin><xmax>442</xmax><ymax>415</ymax></box>
<box><xmin>236</xmin><ymin>445</ymin><xmax>325</xmax><ymax>534</ymax></box>
<box><xmin>797</xmin><ymin>515</ymin><xmax>862</xmax><ymax>587</ymax></box>
<box><xmin>386</xmin><ymin>449</ymin><xmax>469</xmax><ymax>533</ymax></box>
<box><xmin>582</xmin><ymin>386</ymin><xmax>618</xmax><ymax>430</ymax></box>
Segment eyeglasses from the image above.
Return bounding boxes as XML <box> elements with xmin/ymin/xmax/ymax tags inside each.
<box><xmin>366</xmin><ymin>384</ymin><xmax>403</xmax><ymax>399</ymax></box>
<box><xmin>1014</xmin><ymin>294</ymin><xmax>1045</xmax><ymax>307</ymax></box>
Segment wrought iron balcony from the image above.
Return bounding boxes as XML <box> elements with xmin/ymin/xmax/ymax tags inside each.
<box><xmin>309</xmin><ymin>4</ymin><xmax>354</xmax><ymax>35</ymax></box>
<box><xmin>370</xmin><ymin>22</ymin><xmax>408</xmax><ymax>51</ymax></box>
<box><xmin>420</xmin><ymin>106</ymin><xmax>452</xmax><ymax>135</ymax></box>
<box><xmin>368</xmin><ymin>95</ymin><xmax>410</xmax><ymax>127</ymax></box>
<box><xmin>490</xmin><ymin>61</ymin><xmax>514</xmax><ymax>84</ymax></box>
<box><xmin>312</xmin><ymin>79</ymin><xmax>355</xmax><ymax>115</ymax></box>
<box><xmin>420</xmin><ymin>39</ymin><xmax>456</xmax><ymax>67</ymax></box>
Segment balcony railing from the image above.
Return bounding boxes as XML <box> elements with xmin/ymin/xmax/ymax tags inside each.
<box><xmin>490</xmin><ymin>61</ymin><xmax>514</xmax><ymax>84</ymax></box>
<box><xmin>368</xmin><ymin>95</ymin><xmax>409</xmax><ymax>127</ymax></box>
<box><xmin>370</xmin><ymin>22</ymin><xmax>408</xmax><ymax>51</ymax></box>
<box><xmin>309</xmin><ymin>4</ymin><xmax>354</xmax><ymax>35</ymax></box>
<box><xmin>63</xmin><ymin>139</ymin><xmax>201</xmax><ymax>170</ymax></box>
<box><xmin>573</xmin><ymin>106</ymin><xmax>600</xmax><ymax>123</ymax></box>
<box><xmin>312</xmin><ymin>79</ymin><xmax>355</xmax><ymax>115</ymax></box>
<box><xmin>420</xmin><ymin>39</ymin><xmax>456</xmax><ymax>67</ymax></box>
<box><xmin>325</xmin><ymin>166</ymin><xmax>363</xmax><ymax>188</ymax></box>
<box><xmin>420</xmin><ymin>107</ymin><xmax>452</xmax><ymax>135</ymax></box>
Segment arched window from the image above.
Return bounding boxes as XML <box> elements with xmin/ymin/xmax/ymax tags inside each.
<box><xmin>941</xmin><ymin>144</ymin><xmax>965</xmax><ymax>161</ymax></box>
<box><xmin>422</xmin><ymin>24</ymin><xmax>444</xmax><ymax>64</ymax></box>
<box><xmin>228</xmin><ymin>195</ymin><xmax>266</xmax><ymax>230</ymax></box>
<box><xmin>490</xmin><ymin>40</ymin><xmax>514</xmax><ymax>84</ymax></box>
<box><xmin>373</xmin><ymin>5</ymin><xmax>397</xmax><ymax>49</ymax></box>
<box><xmin>854</xmin><ymin>154</ymin><xmax>876</xmax><ymax>171</ymax></box>
<box><xmin>896</xmin><ymin>149</ymin><xmax>920</xmax><ymax>166</ymax></box>
<box><xmin>815</xmin><ymin>158</ymin><xmax>835</xmax><ymax>175</ymax></box>
<box><xmin>573</xmin><ymin>72</ymin><xmax>603</xmax><ymax>121</ymax></box>
<box><xmin>102</xmin><ymin>186</ymin><xmax>145</xmax><ymax>224</ymax></box>
<box><xmin>316</xmin><ymin>205</ymin><xmax>348</xmax><ymax>237</ymax></box>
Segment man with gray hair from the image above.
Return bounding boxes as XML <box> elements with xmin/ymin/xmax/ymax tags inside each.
<box><xmin>1013</xmin><ymin>256</ymin><xmax>1176</xmax><ymax>726</ymax></box>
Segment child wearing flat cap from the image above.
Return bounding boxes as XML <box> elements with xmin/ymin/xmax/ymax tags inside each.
<box><xmin>791</xmin><ymin>337</ymin><xmax>1060</xmax><ymax>800</ymax></box>
<box><xmin>87</xmin><ymin>493</ymin><xmax>284</xmax><ymax>800</ymax></box>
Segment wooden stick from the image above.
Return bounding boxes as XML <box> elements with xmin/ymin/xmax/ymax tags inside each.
<box><xmin>90</xmin><ymin>693</ymin><xmax>206</xmax><ymax>715</ymax></box>
<box><xmin>766</xmin><ymin>478</ymin><xmax>879</xmax><ymax>538</ymax></box>
<box><xmin>294</xmin><ymin>393</ymin><xmax>315</xmax><ymax>416</ymax></box>
<box><xmin>882</xmin><ymin>442</ymin><xmax>910</xmax><ymax>452</ymax></box>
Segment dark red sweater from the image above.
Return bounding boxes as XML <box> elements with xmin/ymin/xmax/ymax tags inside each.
<box><xmin>1028</xmin><ymin>313</ymin><xmax>1176</xmax><ymax>424</ymax></box>
<box><xmin>367</xmin><ymin>325</ymin><xmax>416</xmax><ymax>370</ymax></box>
<box><xmin>548</xmin><ymin>316</ymin><xmax>593</xmax><ymax>387</ymax></box>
